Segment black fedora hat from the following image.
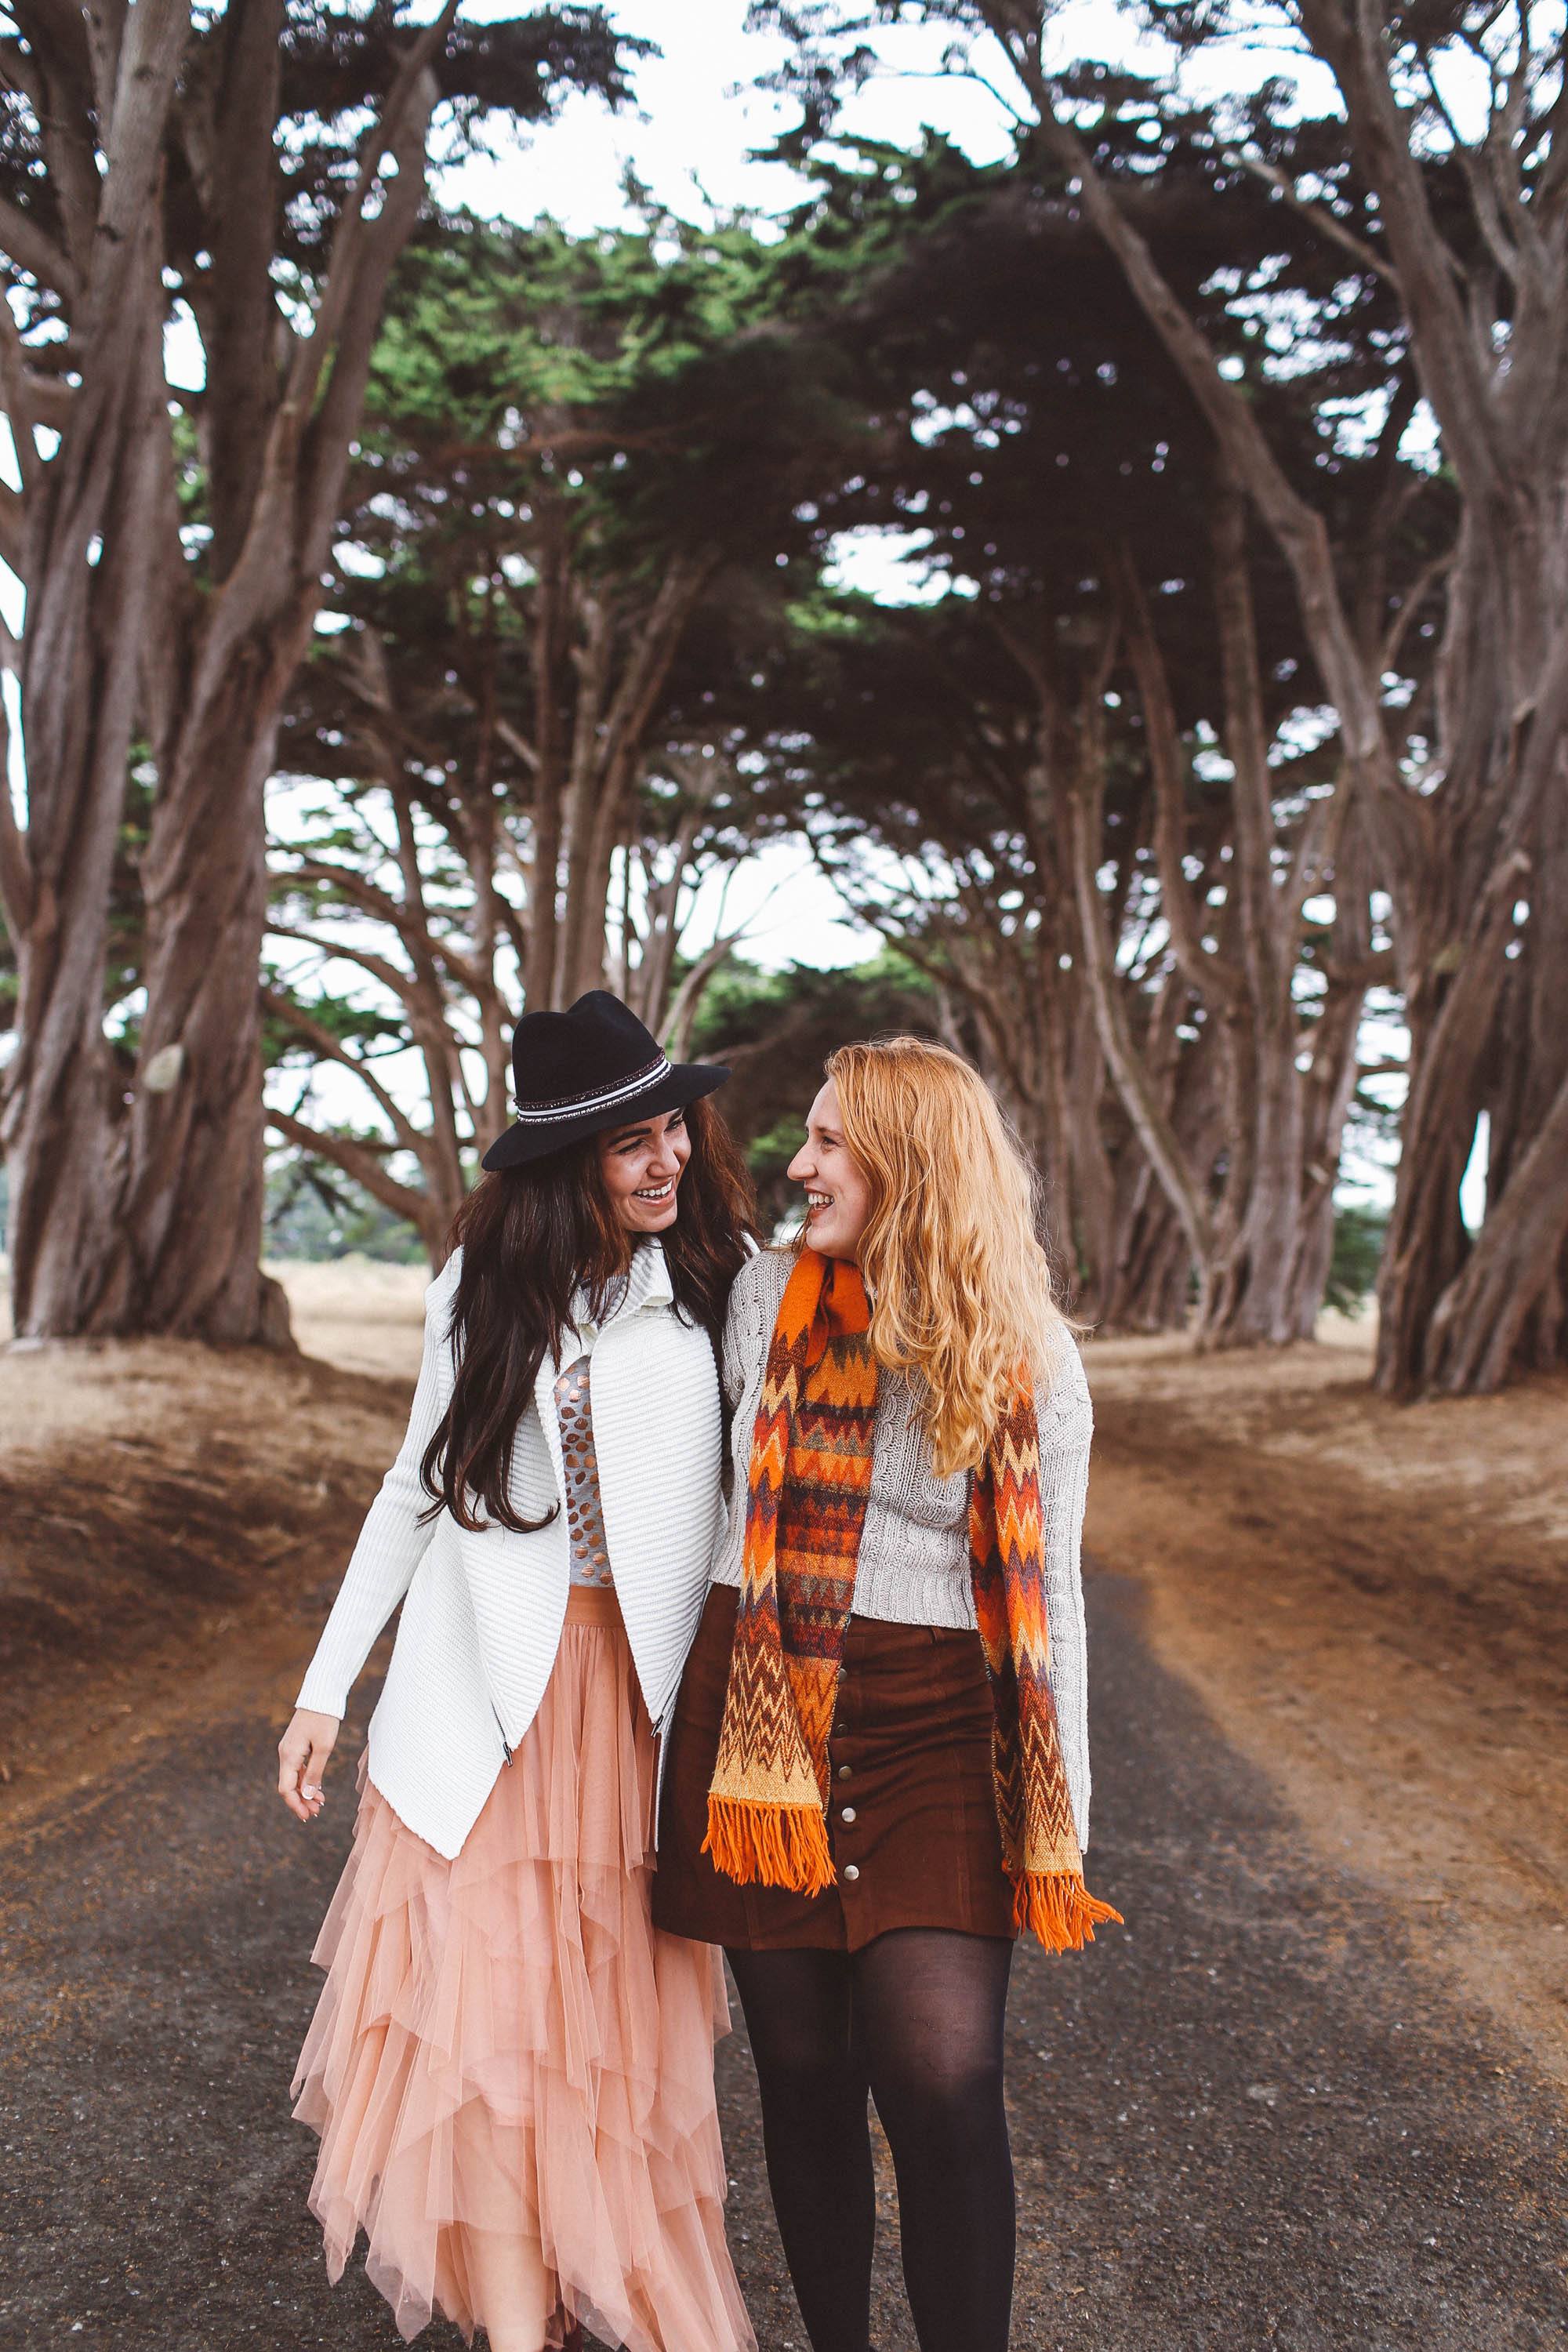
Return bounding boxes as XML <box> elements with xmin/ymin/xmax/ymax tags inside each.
<box><xmin>481</xmin><ymin>990</ymin><xmax>730</xmax><ymax>1171</ymax></box>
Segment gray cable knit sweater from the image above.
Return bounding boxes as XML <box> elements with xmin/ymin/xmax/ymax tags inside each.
<box><xmin>709</xmin><ymin>1248</ymin><xmax>1094</xmax><ymax>1849</ymax></box>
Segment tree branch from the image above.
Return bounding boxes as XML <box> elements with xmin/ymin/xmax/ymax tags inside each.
<box><xmin>1224</xmin><ymin>148</ymin><xmax>1397</xmax><ymax>288</ymax></box>
<box><xmin>0</xmin><ymin>292</ymin><xmax>40</xmax><ymax>495</ymax></box>
<box><xmin>983</xmin><ymin>13</ymin><xmax>1392</xmax><ymax>793</ymax></box>
<box><xmin>0</xmin><ymin>198</ymin><xmax>78</xmax><ymax>300</ymax></box>
<box><xmin>1381</xmin><ymin>547</ymin><xmax>1454</xmax><ymax>675</ymax></box>
<box><xmin>282</xmin><ymin>2</ymin><xmax>459</xmax><ymax>428</ymax></box>
<box><xmin>1294</xmin><ymin>0</ymin><xmax>1509</xmax><ymax>510</ymax></box>
<box><xmin>1058</xmin><ymin>753</ymin><xmax>1216</xmax><ymax>1271</ymax></box>
<box><xmin>261</xmin><ymin>982</ymin><xmax>426</xmax><ymax>1156</ymax></box>
<box><xmin>1116</xmin><ymin>546</ymin><xmax>1247</xmax><ymax>1011</ymax></box>
<box><xmin>265</xmin><ymin>1105</ymin><xmax>437</xmax><ymax>1239</ymax></box>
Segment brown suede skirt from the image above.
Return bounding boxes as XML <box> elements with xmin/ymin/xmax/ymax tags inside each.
<box><xmin>652</xmin><ymin>1583</ymin><xmax>1018</xmax><ymax>1952</ymax></box>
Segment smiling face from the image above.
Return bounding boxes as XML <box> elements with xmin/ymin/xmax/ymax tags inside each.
<box><xmin>597</xmin><ymin>1104</ymin><xmax>692</xmax><ymax>1234</ymax></box>
<box><xmin>786</xmin><ymin>1080</ymin><xmax>873</xmax><ymax>1262</ymax></box>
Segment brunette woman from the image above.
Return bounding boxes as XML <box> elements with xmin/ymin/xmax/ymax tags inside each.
<box><xmin>655</xmin><ymin>1036</ymin><xmax>1120</xmax><ymax>2352</ymax></box>
<box><xmin>278</xmin><ymin>993</ymin><xmax>757</xmax><ymax>2352</ymax></box>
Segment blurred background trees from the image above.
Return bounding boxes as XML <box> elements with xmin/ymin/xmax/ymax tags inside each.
<box><xmin>3</xmin><ymin>1</ymin><xmax>1563</xmax><ymax>1399</ymax></box>
<box><xmin>0</xmin><ymin>1</ymin><xmax>634</xmax><ymax>1342</ymax></box>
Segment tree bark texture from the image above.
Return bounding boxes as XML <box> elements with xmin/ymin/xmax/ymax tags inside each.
<box><xmin>1011</xmin><ymin>512</ymin><xmax>1370</xmax><ymax>1349</ymax></box>
<box><xmin>2</xmin><ymin>4</ymin><xmax>459</xmax><ymax>1339</ymax></box>
<box><xmin>978</xmin><ymin>0</ymin><xmax>1568</xmax><ymax>1392</ymax></box>
<box><xmin>0</xmin><ymin>1</ymin><xmax>190</xmax><ymax>1338</ymax></box>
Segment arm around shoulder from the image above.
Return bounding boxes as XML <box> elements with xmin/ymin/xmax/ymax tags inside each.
<box><xmin>292</xmin><ymin>1252</ymin><xmax>460</xmax><ymax>1719</ymax></box>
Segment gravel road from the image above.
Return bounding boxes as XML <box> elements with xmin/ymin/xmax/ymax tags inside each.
<box><xmin>1</xmin><ymin>1566</ymin><xmax>1563</xmax><ymax>2352</ymax></box>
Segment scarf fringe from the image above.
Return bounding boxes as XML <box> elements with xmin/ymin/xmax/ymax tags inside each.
<box><xmin>703</xmin><ymin>1796</ymin><xmax>837</xmax><ymax>1897</ymax></box>
<box><xmin>1014</xmin><ymin>1871</ymin><xmax>1125</xmax><ymax>1955</ymax></box>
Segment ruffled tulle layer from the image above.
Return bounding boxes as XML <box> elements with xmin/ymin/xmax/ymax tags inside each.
<box><xmin>292</xmin><ymin>1591</ymin><xmax>754</xmax><ymax>2352</ymax></box>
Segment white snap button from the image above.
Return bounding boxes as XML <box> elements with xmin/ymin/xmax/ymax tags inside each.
<box><xmin>842</xmin><ymin>1863</ymin><xmax>860</xmax><ymax>1883</ymax></box>
<box><xmin>840</xmin><ymin>1806</ymin><xmax>857</xmax><ymax>1824</ymax></box>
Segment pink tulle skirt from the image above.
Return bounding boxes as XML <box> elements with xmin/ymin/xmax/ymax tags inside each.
<box><xmin>292</xmin><ymin>1586</ymin><xmax>755</xmax><ymax>2352</ymax></box>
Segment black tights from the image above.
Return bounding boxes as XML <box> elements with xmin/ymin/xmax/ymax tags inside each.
<box><xmin>727</xmin><ymin>1931</ymin><xmax>1015</xmax><ymax>2352</ymax></box>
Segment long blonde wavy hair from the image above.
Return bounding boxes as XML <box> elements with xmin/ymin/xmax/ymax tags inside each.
<box><xmin>823</xmin><ymin>1037</ymin><xmax>1071</xmax><ymax>1480</ymax></box>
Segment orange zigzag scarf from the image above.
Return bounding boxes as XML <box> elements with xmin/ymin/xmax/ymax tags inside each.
<box><xmin>703</xmin><ymin>1247</ymin><xmax>1122</xmax><ymax>1954</ymax></box>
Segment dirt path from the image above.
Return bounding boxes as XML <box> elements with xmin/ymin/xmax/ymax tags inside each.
<box><xmin>2</xmin><ymin>1272</ymin><xmax>1564</xmax><ymax>2347</ymax></box>
<box><xmin>1</xmin><ymin>1558</ymin><xmax>1563</xmax><ymax>2351</ymax></box>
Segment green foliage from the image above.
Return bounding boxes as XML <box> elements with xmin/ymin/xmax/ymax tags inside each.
<box><xmin>249</xmin><ymin>56</ymin><xmax>1444</xmax><ymax>1310</ymax></box>
<box><xmin>358</xmin><ymin>203</ymin><xmax>862</xmax><ymax>594</ymax></box>
<box><xmin>1325</xmin><ymin>1201</ymin><xmax>1388</xmax><ymax>1315</ymax></box>
<box><xmin>264</xmin><ymin>1154</ymin><xmax>426</xmax><ymax>1265</ymax></box>
<box><xmin>260</xmin><ymin>968</ymin><xmax>411</xmax><ymax>1075</ymax></box>
<box><xmin>696</xmin><ymin>953</ymin><xmax>939</xmax><ymax>1231</ymax></box>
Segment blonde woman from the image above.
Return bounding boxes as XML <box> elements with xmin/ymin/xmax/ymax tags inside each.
<box><xmin>655</xmin><ymin>1037</ymin><xmax>1119</xmax><ymax>2352</ymax></box>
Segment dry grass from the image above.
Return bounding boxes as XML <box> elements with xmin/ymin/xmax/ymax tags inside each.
<box><xmin>266</xmin><ymin>1256</ymin><xmax>430</xmax><ymax>1377</ymax></box>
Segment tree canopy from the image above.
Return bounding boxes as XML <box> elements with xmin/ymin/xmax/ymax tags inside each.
<box><xmin>3</xmin><ymin>1</ymin><xmax>1564</xmax><ymax>1396</ymax></box>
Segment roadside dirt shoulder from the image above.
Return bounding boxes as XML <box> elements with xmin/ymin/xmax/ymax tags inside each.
<box><xmin>1083</xmin><ymin>1331</ymin><xmax>1568</xmax><ymax>2092</ymax></box>
<box><xmin>0</xmin><ymin>1265</ymin><xmax>421</xmax><ymax>1828</ymax></box>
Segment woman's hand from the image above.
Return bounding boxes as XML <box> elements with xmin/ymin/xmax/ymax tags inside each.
<box><xmin>278</xmin><ymin>1708</ymin><xmax>340</xmax><ymax>1823</ymax></box>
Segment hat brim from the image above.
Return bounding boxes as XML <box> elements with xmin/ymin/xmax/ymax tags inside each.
<box><xmin>480</xmin><ymin>1060</ymin><xmax>731</xmax><ymax>1171</ymax></box>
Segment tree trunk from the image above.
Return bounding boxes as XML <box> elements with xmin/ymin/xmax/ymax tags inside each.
<box><xmin>522</xmin><ymin>501</ymin><xmax>572</xmax><ymax>1011</ymax></box>
<box><xmin>992</xmin><ymin>2</ymin><xmax>1568</xmax><ymax>1394</ymax></box>
<box><xmin>1011</xmin><ymin>499</ymin><xmax>1370</xmax><ymax>1350</ymax></box>
<box><xmin>1098</xmin><ymin>978</ymin><xmax>1210</xmax><ymax>1333</ymax></box>
<box><xmin>1189</xmin><ymin>486</ymin><xmax>1319</xmax><ymax>1347</ymax></box>
<box><xmin>1061</xmin><ymin>760</ymin><xmax>1219</xmax><ymax>1321</ymax></box>
<box><xmin>554</xmin><ymin>553</ymin><xmax>717</xmax><ymax>1005</ymax></box>
<box><xmin>1421</xmin><ymin>1061</ymin><xmax>1568</xmax><ymax>1393</ymax></box>
<box><xmin>1373</xmin><ymin>575</ymin><xmax>1568</xmax><ymax>1392</ymax></box>
<box><xmin>1417</xmin><ymin>715</ymin><xmax>1568</xmax><ymax>1388</ymax></box>
<box><xmin>0</xmin><ymin>1</ymin><xmax>191</xmax><ymax>1336</ymax></box>
<box><xmin>120</xmin><ymin>50</ymin><xmax>445</xmax><ymax>1339</ymax></box>
<box><xmin>6</xmin><ymin>13</ymin><xmax>453</xmax><ymax>1342</ymax></box>
<box><xmin>1488</xmin><ymin>777</ymin><xmax>1568</xmax><ymax>1376</ymax></box>
<box><xmin>2</xmin><ymin>296</ymin><xmax>170</xmax><ymax>1334</ymax></box>
<box><xmin>107</xmin><ymin>709</ymin><xmax>292</xmax><ymax>1339</ymax></box>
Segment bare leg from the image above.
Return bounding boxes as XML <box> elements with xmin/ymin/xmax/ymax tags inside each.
<box><xmin>452</xmin><ymin>2096</ymin><xmax>555</xmax><ymax>2352</ymax></box>
<box><xmin>463</xmin><ymin>2224</ymin><xmax>553</xmax><ymax>2352</ymax></box>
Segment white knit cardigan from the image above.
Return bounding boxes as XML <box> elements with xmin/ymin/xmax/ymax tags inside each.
<box><xmin>295</xmin><ymin>1241</ymin><xmax>723</xmax><ymax>1860</ymax></box>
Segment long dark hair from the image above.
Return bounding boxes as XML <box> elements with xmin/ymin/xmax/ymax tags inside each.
<box><xmin>420</xmin><ymin>1091</ymin><xmax>757</xmax><ymax>1534</ymax></box>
